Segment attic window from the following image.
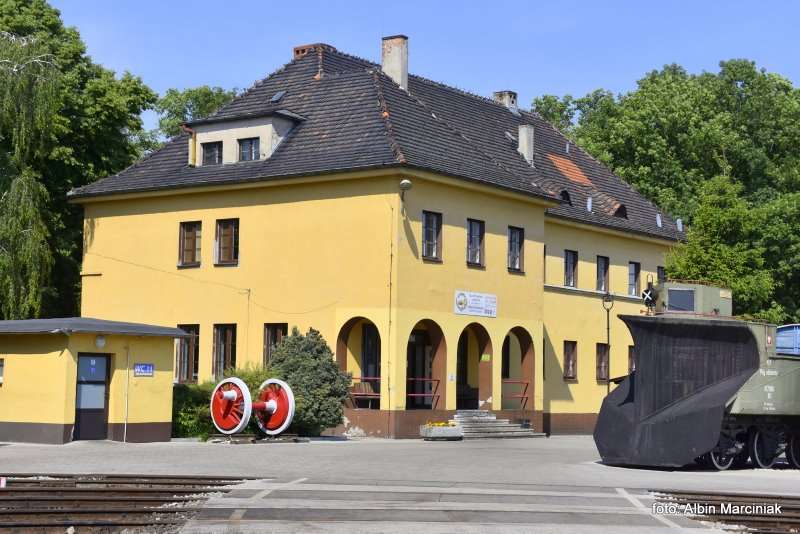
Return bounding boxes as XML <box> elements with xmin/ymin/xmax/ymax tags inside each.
<box><xmin>270</xmin><ymin>90</ymin><xmax>286</xmax><ymax>103</ymax></box>
<box><xmin>202</xmin><ymin>142</ymin><xmax>223</xmax><ymax>166</ymax></box>
<box><xmin>613</xmin><ymin>204</ymin><xmax>628</xmax><ymax>219</ymax></box>
<box><xmin>559</xmin><ymin>190</ymin><xmax>572</xmax><ymax>205</ymax></box>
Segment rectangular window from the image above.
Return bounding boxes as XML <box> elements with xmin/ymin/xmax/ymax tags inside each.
<box><xmin>263</xmin><ymin>323</ymin><xmax>288</xmax><ymax>366</ymax></box>
<box><xmin>238</xmin><ymin>137</ymin><xmax>260</xmax><ymax>161</ymax></box>
<box><xmin>508</xmin><ymin>226</ymin><xmax>524</xmax><ymax>272</ymax></box>
<box><xmin>564</xmin><ymin>250</ymin><xmax>578</xmax><ymax>287</ymax></box>
<box><xmin>657</xmin><ymin>265</ymin><xmax>667</xmax><ymax>284</ymax></box>
<box><xmin>0</xmin><ymin>358</ymin><xmax>4</xmax><ymax>384</ymax></box>
<box><xmin>628</xmin><ymin>345</ymin><xmax>636</xmax><ymax>373</ymax></box>
<box><xmin>178</xmin><ymin>221</ymin><xmax>201</xmax><ymax>267</ymax></box>
<box><xmin>628</xmin><ymin>261</ymin><xmax>641</xmax><ymax>296</ymax></box>
<box><xmin>466</xmin><ymin>219</ymin><xmax>485</xmax><ymax>266</ymax></box>
<box><xmin>213</xmin><ymin>324</ymin><xmax>236</xmax><ymax>379</ymax></box>
<box><xmin>667</xmin><ymin>288</ymin><xmax>695</xmax><ymax>312</ymax></box>
<box><xmin>202</xmin><ymin>141</ymin><xmax>223</xmax><ymax>165</ymax></box>
<box><xmin>563</xmin><ymin>340</ymin><xmax>577</xmax><ymax>380</ymax></box>
<box><xmin>421</xmin><ymin>211</ymin><xmax>442</xmax><ymax>260</ymax></box>
<box><xmin>215</xmin><ymin>218</ymin><xmax>239</xmax><ymax>266</ymax></box>
<box><xmin>596</xmin><ymin>255</ymin><xmax>609</xmax><ymax>292</ymax></box>
<box><xmin>596</xmin><ymin>343</ymin><xmax>609</xmax><ymax>382</ymax></box>
<box><xmin>176</xmin><ymin>325</ymin><xmax>200</xmax><ymax>383</ymax></box>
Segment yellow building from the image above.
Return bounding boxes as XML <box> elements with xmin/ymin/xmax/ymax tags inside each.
<box><xmin>68</xmin><ymin>37</ymin><xmax>682</xmax><ymax>437</ymax></box>
<box><xmin>0</xmin><ymin>318</ymin><xmax>186</xmax><ymax>443</ymax></box>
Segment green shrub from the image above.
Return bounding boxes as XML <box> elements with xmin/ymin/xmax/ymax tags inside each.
<box><xmin>172</xmin><ymin>380</ymin><xmax>214</xmax><ymax>439</ymax></box>
<box><xmin>270</xmin><ymin>327</ymin><xmax>352</xmax><ymax>436</ymax></box>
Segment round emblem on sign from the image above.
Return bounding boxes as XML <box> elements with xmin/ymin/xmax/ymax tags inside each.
<box><xmin>456</xmin><ymin>292</ymin><xmax>468</xmax><ymax>311</ymax></box>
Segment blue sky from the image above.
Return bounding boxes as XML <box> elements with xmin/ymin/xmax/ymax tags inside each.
<box><xmin>51</xmin><ymin>0</ymin><xmax>798</xmax><ymax>131</ymax></box>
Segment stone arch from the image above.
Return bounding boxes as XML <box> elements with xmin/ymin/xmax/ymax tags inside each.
<box><xmin>501</xmin><ymin>326</ymin><xmax>535</xmax><ymax>412</ymax></box>
<box><xmin>336</xmin><ymin>317</ymin><xmax>381</xmax><ymax>409</ymax></box>
<box><xmin>405</xmin><ymin>319</ymin><xmax>447</xmax><ymax>410</ymax></box>
<box><xmin>455</xmin><ymin>322</ymin><xmax>493</xmax><ymax>409</ymax></box>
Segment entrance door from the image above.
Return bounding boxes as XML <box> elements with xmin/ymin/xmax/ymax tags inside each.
<box><xmin>406</xmin><ymin>330</ymin><xmax>432</xmax><ymax>409</ymax></box>
<box><xmin>456</xmin><ymin>332</ymin><xmax>478</xmax><ymax>409</ymax></box>
<box><xmin>361</xmin><ymin>324</ymin><xmax>381</xmax><ymax>409</ymax></box>
<box><xmin>74</xmin><ymin>354</ymin><xmax>110</xmax><ymax>440</ymax></box>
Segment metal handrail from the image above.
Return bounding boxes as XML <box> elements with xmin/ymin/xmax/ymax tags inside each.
<box><xmin>502</xmin><ymin>379</ymin><xmax>529</xmax><ymax>410</ymax></box>
<box><xmin>406</xmin><ymin>377</ymin><xmax>441</xmax><ymax>407</ymax></box>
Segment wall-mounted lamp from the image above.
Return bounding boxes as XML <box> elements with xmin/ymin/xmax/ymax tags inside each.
<box><xmin>399</xmin><ymin>178</ymin><xmax>413</xmax><ymax>201</ymax></box>
<box><xmin>95</xmin><ymin>335</ymin><xmax>106</xmax><ymax>349</ymax></box>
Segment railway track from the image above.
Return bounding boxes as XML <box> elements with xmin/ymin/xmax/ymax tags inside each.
<box><xmin>0</xmin><ymin>473</ymin><xmax>250</xmax><ymax>532</ymax></box>
<box><xmin>654</xmin><ymin>489</ymin><xmax>800</xmax><ymax>533</ymax></box>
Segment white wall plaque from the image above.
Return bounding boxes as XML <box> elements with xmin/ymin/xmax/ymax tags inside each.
<box><xmin>454</xmin><ymin>290</ymin><xmax>497</xmax><ymax>318</ymax></box>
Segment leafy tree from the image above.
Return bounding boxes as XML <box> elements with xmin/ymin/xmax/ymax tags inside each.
<box><xmin>666</xmin><ymin>176</ymin><xmax>779</xmax><ymax>321</ymax></box>
<box><xmin>0</xmin><ymin>0</ymin><xmax>157</xmax><ymax>318</ymax></box>
<box><xmin>155</xmin><ymin>86</ymin><xmax>237</xmax><ymax>138</ymax></box>
<box><xmin>269</xmin><ymin>327</ymin><xmax>351</xmax><ymax>436</ymax></box>
<box><xmin>0</xmin><ymin>30</ymin><xmax>58</xmax><ymax>318</ymax></box>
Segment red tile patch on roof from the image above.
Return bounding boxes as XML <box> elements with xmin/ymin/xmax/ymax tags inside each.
<box><xmin>547</xmin><ymin>154</ymin><xmax>593</xmax><ymax>186</ymax></box>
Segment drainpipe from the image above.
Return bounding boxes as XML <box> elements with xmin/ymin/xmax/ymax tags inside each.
<box><xmin>124</xmin><ymin>343</ymin><xmax>131</xmax><ymax>443</ymax></box>
<box><xmin>181</xmin><ymin>124</ymin><xmax>197</xmax><ymax>166</ymax></box>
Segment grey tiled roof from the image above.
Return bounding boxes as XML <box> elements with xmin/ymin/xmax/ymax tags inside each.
<box><xmin>0</xmin><ymin>317</ymin><xmax>189</xmax><ymax>337</ymax></box>
<box><xmin>69</xmin><ymin>45</ymin><xmax>682</xmax><ymax>240</ymax></box>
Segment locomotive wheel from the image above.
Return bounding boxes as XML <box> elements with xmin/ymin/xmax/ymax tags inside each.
<box><xmin>705</xmin><ymin>449</ymin><xmax>735</xmax><ymax>471</ymax></box>
<box><xmin>787</xmin><ymin>434</ymin><xmax>800</xmax><ymax>469</ymax></box>
<box><xmin>210</xmin><ymin>377</ymin><xmax>252</xmax><ymax>435</ymax></box>
<box><xmin>253</xmin><ymin>378</ymin><xmax>295</xmax><ymax>436</ymax></box>
<box><xmin>749</xmin><ymin>428</ymin><xmax>779</xmax><ymax>469</ymax></box>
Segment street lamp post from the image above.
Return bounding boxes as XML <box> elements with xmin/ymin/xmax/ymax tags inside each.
<box><xmin>602</xmin><ymin>292</ymin><xmax>615</xmax><ymax>396</ymax></box>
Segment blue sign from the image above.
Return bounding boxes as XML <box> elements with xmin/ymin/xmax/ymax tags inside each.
<box><xmin>134</xmin><ymin>363</ymin><xmax>154</xmax><ymax>377</ymax></box>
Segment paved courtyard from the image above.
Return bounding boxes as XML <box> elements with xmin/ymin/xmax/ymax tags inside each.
<box><xmin>2</xmin><ymin>436</ymin><xmax>798</xmax><ymax>532</ymax></box>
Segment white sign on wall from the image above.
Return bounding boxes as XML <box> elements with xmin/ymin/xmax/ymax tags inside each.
<box><xmin>454</xmin><ymin>290</ymin><xmax>497</xmax><ymax>318</ymax></box>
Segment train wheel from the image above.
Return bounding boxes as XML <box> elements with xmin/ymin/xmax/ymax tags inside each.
<box><xmin>787</xmin><ymin>434</ymin><xmax>800</xmax><ymax>469</ymax></box>
<box><xmin>705</xmin><ymin>449</ymin><xmax>735</xmax><ymax>471</ymax></box>
<box><xmin>749</xmin><ymin>428</ymin><xmax>779</xmax><ymax>469</ymax></box>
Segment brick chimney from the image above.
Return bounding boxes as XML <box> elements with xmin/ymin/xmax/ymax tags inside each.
<box><xmin>494</xmin><ymin>90</ymin><xmax>519</xmax><ymax>114</ymax></box>
<box><xmin>293</xmin><ymin>43</ymin><xmax>337</xmax><ymax>60</ymax></box>
<box><xmin>381</xmin><ymin>35</ymin><xmax>408</xmax><ymax>90</ymax></box>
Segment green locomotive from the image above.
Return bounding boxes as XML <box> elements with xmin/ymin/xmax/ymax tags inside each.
<box><xmin>594</xmin><ymin>281</ymin><xmax>800</xmax><ymax>470</ymax></box>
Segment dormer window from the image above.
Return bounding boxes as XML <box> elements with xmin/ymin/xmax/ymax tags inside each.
<box><xmin>239</xmin><ymin>137</ymin><xmax>260</xmax><ymax>162</ymax></box>
<box><xmin>560</xmin><ymin>190</ymin><xmax>572</xmax><ymax>205</ymax></box>
<box><xmin>614</xmin><ymin>204</ymin><xmax>628</xmax><ymax>219</ymax></box>
<box><xmin>202</xmin><ymin>141</ymin><xmax>223</xmax><ymax>166</ymax></box>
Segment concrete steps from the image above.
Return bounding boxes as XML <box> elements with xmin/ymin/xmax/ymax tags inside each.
<box><xmin>449</xmin><ymin>410</ymin><xmax>545</xmax><ymax>440</ymax></box>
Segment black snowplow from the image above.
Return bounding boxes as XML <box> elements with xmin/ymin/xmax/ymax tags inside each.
<box><xmin>594</xmin><ymin>314</ymin><xmax>760</xmax><ymax>467</ymax></box>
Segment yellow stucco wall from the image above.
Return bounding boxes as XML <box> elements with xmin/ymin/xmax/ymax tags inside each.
<box><xmin>542</xmin><ymin>220</ymin><xmax>671</xmax><ymax>414</ymax></box>
<box><xmin>66</xmin><ymin>333</ymin><xmax>174</xmax><ymax>425</ymax></box>
<box><xmin>0</xmin><ymin>335</ymin><xmax>73</xmax><ymax>424</ymax></box>
<box><xmin>390</xmin><ymin>177</ymin><xmax>547</xmax><ymax>411</ymax></box>
<box><xmin>0</xmin><ymin>333</ymin><xmax>174</xmax><ymax>427</ymax></box>
<box><xmin>77</xmin><ymin>168</ymin><xmax>674</xmax><ymax>422</ymax></box>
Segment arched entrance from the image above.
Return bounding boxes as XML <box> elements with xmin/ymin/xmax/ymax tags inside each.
<box><xmin>501</xmin><ymin>327</ymin><xmax>534</xmax><ymax>411</ymax></box>
<box><xmin>456</xmin><ymin>323</ymin><xmax>493</xmax><ymax>409</ymax></box>
<box><xmin>405</xmin><ymin>319</ymin><xmax>446</xmax><ymax>410</ymax></box>
<box><xmin>336</xmin><ymin>317</ymin><xmax>381</xmax><ymax>409</ymax></box>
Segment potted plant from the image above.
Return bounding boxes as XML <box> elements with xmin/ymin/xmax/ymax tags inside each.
<box><xmin>419</xmin><ymin>421</ymin><xmax>463</xmax><ymax>441</ymax></box>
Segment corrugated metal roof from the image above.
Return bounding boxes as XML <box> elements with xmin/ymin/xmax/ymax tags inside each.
<box><xmin>0</xmin><ymin>317</ymin><xmax>188</xmax><ymax>338</ymax></box>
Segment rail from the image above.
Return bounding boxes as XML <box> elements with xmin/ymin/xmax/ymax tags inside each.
<box><xmin>501</xmin><ymin>379</ymin><xmax>529</xmax><ymax>410</ymax></box>
<box><xmin>406</xmin><ymin>377</ymin><xmax>441</xmax><ymax>408</ymax></box>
